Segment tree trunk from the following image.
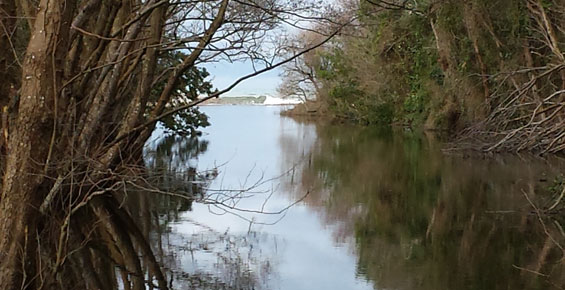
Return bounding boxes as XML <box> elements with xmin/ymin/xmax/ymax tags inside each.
<box><xmin>0</xmin><ymin>0</ymin><xmax>318</xmax><ymax>287</ymax></box>
<box><xmin>463</xmin><ymin>2</ymin><xmax>490</xmax><ymax>100</ymax></box>
<box><xmin>0</xmin><ymin>0</ymin><xmax>64</xmax><ymax>287</ymax></box>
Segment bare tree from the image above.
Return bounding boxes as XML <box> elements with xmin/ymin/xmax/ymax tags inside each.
<box><xmin>277</xmin><ymin>0</ymin><xmax>357</xmax><ymax>112</ymax></box>
<box><xmin>457</xmin><ymin>0</ymin><xmax>565</xmax><ymax>153</ymax></box>
<box><xmin>0</xmin><ymin>0</ymin><xmax>348</xmax><ymax>288</ymax></box>
<box><xmin>278</xmin><ymin>30</ymin><xmax>325</xmax><ymax>102</ymax></box>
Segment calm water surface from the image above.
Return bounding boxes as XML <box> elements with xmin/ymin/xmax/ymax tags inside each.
<box><xmin>145</xmin><ymin>105</ymin><xmax>565</xmax><ymax>289</ymax></box>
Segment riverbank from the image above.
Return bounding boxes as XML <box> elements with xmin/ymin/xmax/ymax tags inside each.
<box><xmin>280</xmin><ymin>101</ymin><xmax>323</xmax><ymax>116</ymax></box>
<box><xmin>277</xmin><ymin>1</ymin><xmax>565</xmax><ymax>154</ymax></box>
<box><xmin>282</xmin><ymin>100</ymin><xmax>440</xmax><ymax>130</ymax></box>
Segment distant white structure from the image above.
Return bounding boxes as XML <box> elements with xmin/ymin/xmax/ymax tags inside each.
<box><xmin>263</xmin><ymin>95</ymin><xmax>302</xmax><ymax>105</ymax></box>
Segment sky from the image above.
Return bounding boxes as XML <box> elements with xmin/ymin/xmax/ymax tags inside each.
<box><xmin>203</xmin><ymin>59</ymin><xmax>283</xmax><ymax>97</ymax></box>
<box><xmin>200</xmin><ymin>0</ymin><xmax>342</xmax><ymax>98</ymax></box>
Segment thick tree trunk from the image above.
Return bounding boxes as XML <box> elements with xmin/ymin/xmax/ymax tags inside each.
<box><xmin>0</xmin><ymin>0</ymin><xmax>297</xmax><ymax>287</ymax></box>
<box><xmin>0</xmin><ymin>0</ymin><xmax>70</xmax><ymax>287</ymax></box>
<box><xmin>0</xmin><ymin>34</ymin><xmax>49</xmax><ymax>290</ymax></box>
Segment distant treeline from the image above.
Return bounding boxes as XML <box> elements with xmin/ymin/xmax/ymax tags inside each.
<box><xmin>203</xmin><ymin>96</ymin><xmax>267</xmax><ymax>105</ymax></box>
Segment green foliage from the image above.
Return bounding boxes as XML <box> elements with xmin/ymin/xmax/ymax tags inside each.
<box><xmin>403</xmin><ymin>93</ymin><xmax>426</xmax><ymax>124</ymax></box>
<box><xmin>151</xmin><ymin>51</ymin><xmax>216</xmax><ymax>136</ymax></box>
<box><xmin>311</xmin><ymin>2</ymin><xmax>447</xmax><ymax>127</ymax></box>
<box><xmin>548</xmin><ymin>175</ymin><xmax>565</xmax><ymax>195</ymax></box>
<box><xmin>160</xmin><ymin>107</ymin><xmax>210</xmax><ymax>137</ymax></box>
<box><xmin>371</xmin><ymin>102</ymin><xmax>395</xmax><ymax>125</ymax></box>
<box><xmin>316</xmin><ymin>47</ymin><xmax>348</xmax><ymax>81</ymax></box>
<box><xmin>288</xmin><ymin>0</ymin><xmax>564</xmax><ymax>133</ymax></box>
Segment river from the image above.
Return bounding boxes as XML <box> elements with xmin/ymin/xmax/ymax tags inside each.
<box><xmin>143</xmin><ymin>105</ymin><xmax>565</xmax><ymax>290</ymax></box>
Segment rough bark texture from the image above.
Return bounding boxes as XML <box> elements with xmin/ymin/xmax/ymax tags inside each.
<box><xmin>0</xmin><ymin>0</ymin><xmax>62</xmax><ymax>286</ymax></box>
<box><xmin>0</xmin><ymin>0</ymin><xmax>284</xmax><ymax>287</ymax></box>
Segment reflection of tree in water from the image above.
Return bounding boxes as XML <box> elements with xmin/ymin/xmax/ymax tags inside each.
<box><xmin>144</xmin><ymin>135</ymin><xmax>213</xmax><ymax>214</ymax></box>
<box><xmin>163</xmin><ymin>223</ymin><xmax>275</xmax><ymax>290</ymax></box>
<box><xmin>123</xmin><ymin>135</ymin><xmax>273</xmax><ymax>289</ymax></box>
<box><xmin>296</xmin><ymin>125</ymin><xmax>565</xmax><ymax>290</ymax></box>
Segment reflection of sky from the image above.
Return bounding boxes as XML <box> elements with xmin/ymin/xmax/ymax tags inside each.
<box><xmin>171</xmin><ymin>106</ymin><xmax>373</xmax><ymax>290</ymax></box>
<box><xmin>202</xmin><ymin>61</ymin><xmax>282</xmax><ymax>97</ymax></box>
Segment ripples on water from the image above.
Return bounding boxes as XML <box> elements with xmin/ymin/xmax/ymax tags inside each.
<box><xmin>141</xmin><ymin>105</ymin><xmax>565</xmax><ymax>290</ymax></box>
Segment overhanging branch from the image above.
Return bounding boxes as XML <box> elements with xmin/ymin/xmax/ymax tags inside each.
<box><xmin>107</xmin><ymin>17</ymin><xmax>355</xmax><ymax>147</ymax></box>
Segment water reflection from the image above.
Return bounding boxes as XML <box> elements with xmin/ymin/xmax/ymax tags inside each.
<box><xmin>136</xmin><ymin>134</ymin><xmax>271</xmax><ymax>289</ymax></box>
<box><xmin>295</xmin><ymin>125</ymin><xmax>565</xmax><ymax>289</ymax></box>
<box><xmin>145</xmin><ymin>106</ymin><xmax>373</xmax><ymax>290</ymax></box>
<box><xmin>138</xmin><ymin>107</ymin><xmax>565</xmax><ymax>290</ymax></box>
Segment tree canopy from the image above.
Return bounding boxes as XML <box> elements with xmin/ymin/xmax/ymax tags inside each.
<box><xmin>0</xmin><ymin>0</ymin><xmax>344</xmax><ymax>288</ymax></box>
<box><xmin>280</xmin><ymin>0</ymin><xmax>565</xmax><ymax>153</ymax></box>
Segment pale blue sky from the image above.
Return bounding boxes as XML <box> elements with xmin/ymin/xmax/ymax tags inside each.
<box><xmin>199</xmin><ymin>0</ymin><xmax>340</xmax><ymax>98</ymax></box>
<box><xmin>203</xmin><ymin>60</ymin><xmax>282</xmax><ymax>97</ymax></box>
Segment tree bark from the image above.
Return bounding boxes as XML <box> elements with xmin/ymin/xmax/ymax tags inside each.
<box><xmin>0</xmin><ymin>0</ymin><xmax>61</xmax><ymax>287</ymax></box>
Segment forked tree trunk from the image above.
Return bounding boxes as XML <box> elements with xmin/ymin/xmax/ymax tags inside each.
<box><xmin>0</xmin><ymin>0</ymin><xmax>329</xmax><ymax>287</ymax></box>
<box><xmin>0</xmin><ymin>0</ymin><xmax>229</xmax><ymax>287</ymax></box>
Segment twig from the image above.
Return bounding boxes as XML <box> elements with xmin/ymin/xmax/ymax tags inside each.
<box><xmin>521</xmin><ymin>189</ymin><xmax>565</xmax><ymax>256</ymax></box>
<box><xmin>547</xmin><ymin>185</ymin><xmax>565</xmax><ymax>212</ymax></box>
